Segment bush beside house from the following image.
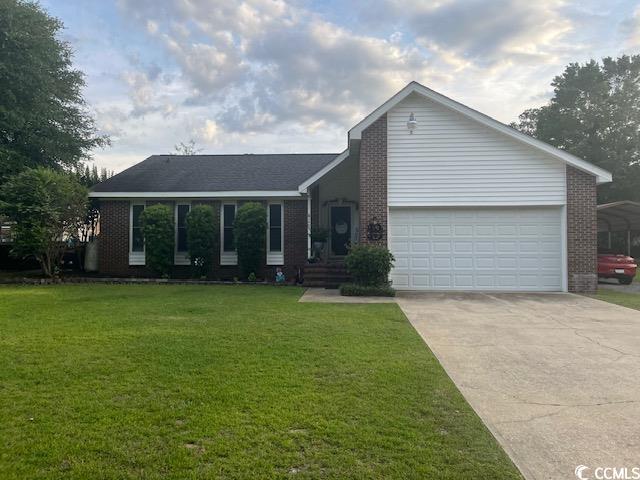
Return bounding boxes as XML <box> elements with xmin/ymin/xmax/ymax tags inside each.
<box><xmin>234</xmin><ymin>202</ymin><xmax>267</xmax><ymax>279</ymax></box>
<box><xmin>0</xmin><ymin>168</ymin><xmax>87</xmax><ymax>277</ymax></box>
<box><xmin>140</xmin><ymin>204</ymin><xmax>174</xmax><ymax>277</ymax></box>
<box><xmin>341</xmin><ymin>244</ymin><xmax>395</xmax><ymax>297</ymax></box>
<box><xmin>186</xmin><ymin>205</ymin><xmax>217</xmax><ymax>278</ymax></box>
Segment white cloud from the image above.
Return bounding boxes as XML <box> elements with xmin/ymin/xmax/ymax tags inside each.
<box><xmin>69</xmin><ymin>0</ymin><xmax>633</xmax><ymax>172</ymax></box>
<box><xmin>621</xmin><ymin>6</ymin><xmax>640</xmax><ymax>49</ymax></box>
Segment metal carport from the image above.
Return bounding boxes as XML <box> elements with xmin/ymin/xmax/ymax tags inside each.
<box><xmin>597</xmin><ymin>201</ymin><xmax>640</xmax><ymax>256</ymax></box>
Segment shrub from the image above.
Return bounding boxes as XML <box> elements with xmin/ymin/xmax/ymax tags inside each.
<box><xmin>0</xmin><ymin>168</ymin><xmax>87</xmax><ymax>277</ymax></box>
<box><xmin>344</xmin><ymin>244</ymin><xmax>394</xmax><ymax>286</ymax></box>
<box><xmin>186</xmin><ymin>204</ymin><xmax>217</xmax><ymax>278</ymax></box>
<box><xmin>340</xmin><ymin>283</ymin><xmax>396</xmax><ymax>297</ymax></box>
<box><xmin>141</xmin><ymin>204</ymin><xmax>174</xmax><ymax>276</ymax></box>
<box><xmin>234</xmin><ymin>202</ymin><xmax>267</xmax><ymax>279</ymax></box>
<box><xmin>247</xmin><ymin>272</ymin><xmax>257</xmax><ymax>283</ymax></box>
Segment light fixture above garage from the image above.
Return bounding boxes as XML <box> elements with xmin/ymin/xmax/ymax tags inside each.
<box><xmin>407</xmin><ymin>112</ymin><xmax>418</xmax><ymax>134</ymax></box>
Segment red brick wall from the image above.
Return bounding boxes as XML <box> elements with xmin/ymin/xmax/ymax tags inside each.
<box><xmin>566</xmin><ymin>166</ymin><xmax>598</xmax><ymax>293</ymax></box>
<box><xmin>358</xmin><ymin>114</ymin><xmax>387</xmax><ymax>246</ymax></box>
<box><xmin>97</xmin><ymin>199</ymin><xmax>308</xmax><ymax>281</ymax></box>
<box><xmin>283</xmin><ymin>199</ymin><xmax>308</xmax><ymax>280</ymax></box>
<box><xmin>98</xmin><ymin>200</ymin><xmax>133</xmax><ymax>275</ymax></box>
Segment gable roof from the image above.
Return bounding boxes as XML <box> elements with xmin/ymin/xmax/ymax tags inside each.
<box><xmin>348</xmin><ymin>81</ymin><xmax>612</xmax><ymax>184</ymax></box>
<box><xmin>90</xmin><ymin>153</ymin><xmax>338</xmax><ymax>197</ymax></box>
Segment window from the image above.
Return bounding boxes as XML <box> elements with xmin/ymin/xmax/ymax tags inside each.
<box><xmin>176</xmin><ymin>204</ymin><xmax>190</xmax><ymax>253</ymax></box>
<box><xmin>222</xmin><ymin>204</ymin><xmax>236</xmax><ymax>252</ymax></box>
<box><xmin>131</xmin><ymin>204</ymin><xmax>145</xmax><ymax>252</ymax></box>
<box><xmin>221</xmin><ymin>203</ymin><xmax>237</xmax><ymax>266</ymax></box>
<box><xmin>129</xmin><ymin>202</ymin><xmax>146</xmax><ymax>265</ymax></box>
<box><xmin>268</xmin><ymin>204</ymin><xmax>282</xmax><ymax>252</ymax></box>
<box><xmin>267</xmin><ymin>203</ymin><xmax>284</xmax><ymax>265</ymax></box>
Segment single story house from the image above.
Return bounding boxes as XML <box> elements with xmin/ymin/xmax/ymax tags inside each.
<box><xmin>90</xmin><ymin>81</ymin><xmax>612</xmax><ymax>293</ymax></box>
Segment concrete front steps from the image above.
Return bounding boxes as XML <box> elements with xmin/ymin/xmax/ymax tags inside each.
<box><xmin>303</xmin><ymin>262</ymin><xmax>351</xmax><ymax>288</ymax></box>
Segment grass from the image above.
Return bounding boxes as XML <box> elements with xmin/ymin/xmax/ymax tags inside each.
<box><xmin>0</xmin><ymin>285</ymin><xmax>521</xmax><ymax>479</ymax></box>
<box><xmin>593</xmin><ymin>272</ymin><xmax>640</xmax><ymax>310</ymax></box>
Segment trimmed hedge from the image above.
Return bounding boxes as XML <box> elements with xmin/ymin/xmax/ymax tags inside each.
<box><xmin>140</xmin><ymin>204</ymin><xmax>174</xmax><ymax>277</ymax></box>
<box><xmin>186</xmin><ymin>204</ymin><xmax>217</xmax><ymax>278</ymax></box>
<box><xmin>234</xmin><ymin>202</ymin><xmax>267</xmax><ymax>279</ymax></box>
<box><xmin>340</xmin><ymin>283</ymin><xmax>396</xmax><ymax>297</ymax></box>
<box><xmin>344</xmin><ymin>244</ymin><xmax>394</xmax><ymax>286</ymax></box>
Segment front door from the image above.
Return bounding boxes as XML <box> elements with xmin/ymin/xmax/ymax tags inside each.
<box><xmin>330</xmin><ymin>206</ymin><xmax>351</xmax><ymax>256</ymax></box>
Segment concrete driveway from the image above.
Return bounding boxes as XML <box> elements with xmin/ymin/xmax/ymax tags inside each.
<box><xmin>396</xmin><ymin>292</ymin><xmax>640</xmax><ymax>480</ymax></box>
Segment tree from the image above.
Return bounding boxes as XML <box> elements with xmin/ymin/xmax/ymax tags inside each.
<box><xmin>0</xmin><ymin>168</ymin><xmax>87</xmax><ymax>276</ymax></box>
<box><xmin>140</xmin><ymin>204</ymin><xmax>174</xmax><ymax>277</ymax></box>
<box><xmin>173</xmin><ymin>139</ymin><xmax>202</xmax><ymax>155</ymax></box>
<box><xmin>0</xmin><ymin>0</ymin><xmax>107</xmax><ymax>185</ymax></box>
<box><xmin>186</xmin><ymin>205</ymin><xmax>218</xmax><ymax>278</ymax></box>
<box><xmin>73</xmin><ymin>164</ymin><xmax>113</xmax><ymax>187</ymax></box>
<box><xmin>512</xmin><ymin>55</ymin><xmax>640</xmax><ymax>203</ymax></box>
<box><xmin>234</xmin><ymin>202</ymin><xmax>266</xmax><ymax>279</ymax></box>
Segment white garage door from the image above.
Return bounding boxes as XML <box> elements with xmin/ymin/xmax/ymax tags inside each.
<box><xmin>389</xmin><ymin>207</ymin><xmax>563</xmax><ymax>291</ymax></box>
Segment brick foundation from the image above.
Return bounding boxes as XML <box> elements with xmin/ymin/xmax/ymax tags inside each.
<box><xmin>358</xmin><ymin>114</ymin><xmax>388</xmax><ymax>246</ymax></box>
<box><xmin>566</xmin><ymin>166</ymin><xmax>598</xmax><ymax>293</ymax></box>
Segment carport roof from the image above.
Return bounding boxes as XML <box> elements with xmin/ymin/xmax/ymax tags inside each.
<box><xmin>597</xmin><ymin>201</ymin><xmax>640</xmax><ymax>232</ymax></box>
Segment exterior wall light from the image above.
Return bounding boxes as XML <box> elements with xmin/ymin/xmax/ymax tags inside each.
<box><xmin>407</xmin><ymin>112</ymin><xmax>418</xmax><ymax>134</ymax></box>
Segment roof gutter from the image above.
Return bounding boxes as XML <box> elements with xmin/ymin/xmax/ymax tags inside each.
<box><xmin>88</xmin><ymin>190</ymin><xmax>303</xmax><ymax>199</ymax></box>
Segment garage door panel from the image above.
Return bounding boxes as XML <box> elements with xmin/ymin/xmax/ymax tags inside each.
<box><xmin>389</xmin><ymin>207</ymin><xmax>563</xmax><ymax>291</ymax></box>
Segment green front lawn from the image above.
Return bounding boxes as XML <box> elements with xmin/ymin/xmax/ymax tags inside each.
<box><xmin>596</xmin><ymin>287</ymin><xmax>640</xmax><ymax>310</ymax></box>
<box><xmin>0</xmin><ymin>285</ymin><xmax>520</xmax><ymax>479</ymax></box>
<box><xmin>594</xmin><ymin>271</ymin><xmax>640</xmax><ymax>310</ymax></box>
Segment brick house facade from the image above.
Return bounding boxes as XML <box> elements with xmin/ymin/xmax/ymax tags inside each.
<box><xmin>90</xmin><ymin>81</ymin><xmax>610</xmax><ymax>292</ymax></box>
<box><xmin>358</xmin><ymin>114</ymin><xmax>387</xmax><ymax>247</ymax></box>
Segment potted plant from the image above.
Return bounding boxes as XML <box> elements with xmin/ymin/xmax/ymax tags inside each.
<box><xmin>310</xmin><ymin>227</ymin><xmax>329</xmax><ymax>261</ymax></box>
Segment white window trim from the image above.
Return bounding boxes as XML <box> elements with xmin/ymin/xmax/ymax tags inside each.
<box><xmin>174</xmin><ymin>202</ymin><xmax>191</xmax><ymax>265</ymax></box>
<box><xmin>267</xmin><ymin>201</ymin><xmax>284</xmax><ymax>265</ymax></box>
<box><xmin>129</xmin><ymin>201</ymin><xmax>146</xmax><ymax>265</ymax></box>
<box><xmin>220</xmin><ymin>202</ymin><xmax>238</xmax><ymax>266</ymax></box>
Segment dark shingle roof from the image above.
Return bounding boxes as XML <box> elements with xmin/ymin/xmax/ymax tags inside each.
<box><xmin>91</xmin><ymin>153</ymin><xmax>338</xmax><ymax>193</ymax></box>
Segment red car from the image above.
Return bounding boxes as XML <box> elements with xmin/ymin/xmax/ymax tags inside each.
<box><xmin>598</xmin><ymin>253</ymin><xmax>637</xmax><ymax>285</ymax></box>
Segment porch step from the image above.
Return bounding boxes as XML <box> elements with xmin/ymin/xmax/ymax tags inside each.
<box><xmin>303</xmin><ymin>263</ymin><xmax>351</xmax><ymax>288</ymax></box>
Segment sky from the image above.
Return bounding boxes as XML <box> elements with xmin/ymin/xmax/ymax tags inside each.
<box><xmin>40</xmin><ymin>0</ymin><xmax>640</xmax><ymax>173</ymax></box>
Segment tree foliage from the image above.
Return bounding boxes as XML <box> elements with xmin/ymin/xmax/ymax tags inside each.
<box><xmin>140</xmin><ymin>204</ymin><xmax>174</xmax><ymax>277</ymax></box>
<box><xmin>0</xmin><ymin>0</ymin><xmax>107</xmax><ymax>185</ymax></box>
<box><xmin>173</xmin><ymin>139</ymin><xmax>202</xmax><ymax>155</ymax></box>
<box><xmin>186</xmin><ymin>205</ymin><xmax>218</xmax><ymax>278</ymax></box>
<box><xmin>0</xmin><ymin>168</ymin><xmax>87</xmax><ymax>276</ymax></box>
<box><xmin>74</xmin><ymin>164</ymin><xmax>114</xmax><ymax>187</ymax></box>
<box><xmin>234</xmin><ymin>202</ymin><xmax>266</xmax><ymax>279</ymax></box>
<box><xmin>512</xmin><ymin>55</ymin><xmax>640</xmax><ymax>203</ymax></box>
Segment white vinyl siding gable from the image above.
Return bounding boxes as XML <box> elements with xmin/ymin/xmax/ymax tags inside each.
<box><xmin>387</xmin><ymin>92</ymin><xmax>566</xmax><ymax>206</ymax></box>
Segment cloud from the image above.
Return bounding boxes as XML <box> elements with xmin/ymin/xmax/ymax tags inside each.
<box><xmin>116</xmin><ymin>0</ymin><xmax>437</xmax><ymax>133</ymax></box>
<box><xmin>64</xmin><ymin>0</ymin><xmax>631</xmax><ymax>173</ymax></box>
<box><xmin>380</xmin><ymin>0</ymin><xmax>574</xmax><ymax>64</ymax></box>
<box><xmin>621</xmin><ymin>6</ymin><xmax>640</xmax><ymax>48</ymax></box>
